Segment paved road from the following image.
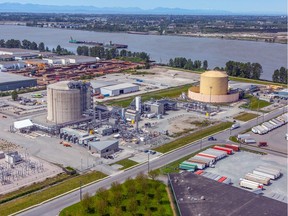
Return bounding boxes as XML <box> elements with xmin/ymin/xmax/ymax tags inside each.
<box><xmin>18</xmin><ymin>106</ymin><xmax>287</xmax><ymax>216</ymax></box>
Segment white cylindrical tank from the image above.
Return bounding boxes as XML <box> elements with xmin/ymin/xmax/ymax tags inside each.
<box><xmin>200</xmin><ymin>71</ymin><xmax>228</xmax><ymax>95</ymax></box>
<box><xmin>47</xmin><ymin>81</ymin><xmax>81</xmax><ymax>124</ymax></box>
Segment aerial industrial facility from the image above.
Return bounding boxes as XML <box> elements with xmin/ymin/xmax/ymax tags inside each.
<box><xmin>188</xmin><ymin>70</ymin><xmax>239</xmax><ymax>103</ymax></box>
<box><xmin>0</xmin><ymin>72</ymin><xmax>37</xmax><ymax>91</ymax></box>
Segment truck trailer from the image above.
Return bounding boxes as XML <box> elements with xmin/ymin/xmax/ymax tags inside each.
<box><xmin>244</xmin><ymin>173</ymin><xmax>270</xmax><ymax>185</ymax></box>
<box><xmin>239</xmin><ymin>179</ymin><xmax>263</xmax><ymax>190</ymax></box>
<box><xmin>252</xmin><ymin>170</ymin><xmax>277</xmax><ymax>180</ymax></box>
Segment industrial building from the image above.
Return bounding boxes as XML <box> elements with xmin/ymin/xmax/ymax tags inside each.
<box><xmin>60</xmin><ymin>127</ymin><xmax>97</xmax><ymax>145</ymax></box>
<box><xmin>168</xmin><ymin>172</ymin><xmax>287</xmax><ymax>216</ymax></box>
<box><xmin>88</xmin><ymin>140</ymin><xmax>119</xmax><ymax>157</ymax></box>
<box><xmin>0</xmin><ymin>61</ymin><xmax>26</xmax><ymax>71</ymax></box>
<box><xmin>188</xmin><ymin>71</ymin><xmax>239</xmax><ymax>103</ymax></box>
<box><xmin>0</xmin><ymin>73</ymin><xmax>37</xmax><ymax>91</ymax></box>
<box><xmin>90</xmin><ymin>80</ymin><xmax>118</xmax><ymax>94</ymax></box>
<box><xmin>42</xmin><ymin>55</ymin><xmax>97</xmax><ymax>65</ymax></box>
<box><xmin>47</xmin><ymin>81</ymin><xmax>92</xmax><ymax>124</ymax></box>
<box><xmin>100</xmin><ymin>83</ymin><xmax>139</xmax><ymax>96</ymax></box>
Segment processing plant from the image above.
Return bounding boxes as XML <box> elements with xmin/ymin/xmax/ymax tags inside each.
<box><xmin>188</xmin><ymin>70</ymin><xmax>239</xmax><ymax>103</ymax></box>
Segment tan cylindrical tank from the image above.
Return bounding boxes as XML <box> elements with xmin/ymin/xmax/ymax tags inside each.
<box><xmin>47</xmin><ymin>81</ymin><xmax>81</xmax><ymax>124</ymax></box>
<box><xmin>200</xmin><ymin>71</ymin><xmax>228</xmax><ymax>95</ymax></box>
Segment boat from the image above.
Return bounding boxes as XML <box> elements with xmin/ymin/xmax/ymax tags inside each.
<box><xmin>68</xmin><ymin>37</ymin><xmax>127</xmax><ymax>49</ymax></box>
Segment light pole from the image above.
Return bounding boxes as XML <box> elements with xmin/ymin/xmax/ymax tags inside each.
<box><xmin>209</xmin><ymin>86</ymin><xmax>212</xmax><ymax>119</ymax></box>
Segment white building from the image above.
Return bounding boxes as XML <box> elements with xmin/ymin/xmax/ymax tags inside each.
<box><xmin>100</xmin><ymin>83</ymin><xmax>139</xmax><ymax>96</ymax></box>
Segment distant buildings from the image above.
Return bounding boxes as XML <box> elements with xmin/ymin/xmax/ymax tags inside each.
<box><xmin>0</xmin><ymin>73</ymin><xmax>37</xmax><ymax>91</ymax></box>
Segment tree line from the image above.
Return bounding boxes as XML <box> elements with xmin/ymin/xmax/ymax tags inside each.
<box><xmin>77</xmin><ymin>45</ymin><xmax>150</xmax><ymax>61</ymax></box>
<box><xmin>272</xmin><ymin>67</ymin><xmax>287</xmax><ymax>84</ymax></box>
<box><xmin>0</xmin><ymin>39</ymin><xmax>48</xmax><ymax>52</ymax></box>
<box><xmin>168</xmin><ymin>57</ymin><xmax>208</xmax><ymax>70</ymax></box>
<box><xmin>224</xmin><ymin>61</ymin><xmax>263</xmax><ymax>80</ymax></box>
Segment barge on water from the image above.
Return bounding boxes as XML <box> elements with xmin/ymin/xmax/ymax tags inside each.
<box><xmin>69</xmin><ymin>37</ymin><xmax>128</xmax><ymax>49</ymax></box>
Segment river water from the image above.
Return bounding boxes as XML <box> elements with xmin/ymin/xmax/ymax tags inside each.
<box><xmin>1</xmin><ymin>25</ymin><xmax>287</xmax><ymax>80</ymax></box>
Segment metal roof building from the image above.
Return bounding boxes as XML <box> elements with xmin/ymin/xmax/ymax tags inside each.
<box><xmin>100</xmin><ymin>83</ymin><xmax>139</xmax><ymax>96</ymax></box>
<box><xmin>168</xmin><ymin>172</ymin><xmax>287</xmax><ymax>216</ymax></box>
<box><xmin>0</xmin><ymin>73</ymin><xmax>37</xmax><ymax>91</ymax></box>
<box><xmin>88</xmin><ymin>140</ymin><xmax>119</xmax><ymax>157</ymax></box>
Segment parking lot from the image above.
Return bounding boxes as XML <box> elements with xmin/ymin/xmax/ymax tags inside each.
<box><xmin>246</xmin><ymin>124</ymin><xmax>287</xmax><ymax>153</ymax></box>
<box><xmin>205</xmin><ymin>151</ymin><xmax>287</xmax><ymax>203</ymax></box>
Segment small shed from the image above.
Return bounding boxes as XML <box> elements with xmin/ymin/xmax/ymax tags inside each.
<box><xmin>88</xmin><ymin>140</ymin><xmax>119</xmax><ymax>157</ymax></box>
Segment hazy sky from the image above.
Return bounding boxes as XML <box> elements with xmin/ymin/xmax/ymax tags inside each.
<box><xmin>1</xmin><ymin>0</ymin><xmax>287</xmax><ymax>13</ymax></box>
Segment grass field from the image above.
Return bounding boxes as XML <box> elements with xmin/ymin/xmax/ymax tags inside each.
<box><xmin>233</xmin><ymin>112</ymin><xmax>259</xmax><ymax>121</ymax></box>
<box><xmin>0</xmin><ymin>171</ymin><xmax>107</xmax><ymax>216</ymax></box>
<box><xmin>229</xmin><ymin>77</ymin><xmax>287</xmax><ymax>87</ymax></box>
<box><xmin>105</xmin><ymin>84</ymin><xmax>192</xmax><ymax>107</ymax></box>
<box><xmin>60</xmin><ymin>178</ymin><xmax>173</xmax><ymax>216</ymax></box>
<box><xmin>241</xmin><ymin>95</ymin><xmax>271</xmax><ymax>111</ymax></box>
<box><xmin>153</xmin><ymin>122</ymin><xmax>233</xmax><ymax>153</ymax></box>
<box><xmin>111</xmin><ymin>158</ymin><xmax>138</xmax><ymax>170</ymax></box>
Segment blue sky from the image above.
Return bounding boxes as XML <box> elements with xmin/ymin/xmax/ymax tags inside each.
<box><xmin>1</xmin><ymin>0</ymin><xmax>287</xmax><ymax>13</ymax></box>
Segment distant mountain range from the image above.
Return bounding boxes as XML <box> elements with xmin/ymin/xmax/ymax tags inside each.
<box><xmin>0</xmin><ymin>3</ymin><xmax>284</xmax><ymax>15</ymax></box>
<box><xmin>0</xmin><ymin>3</ymin><xmax>231</xmax><ymax>15</ymax></box>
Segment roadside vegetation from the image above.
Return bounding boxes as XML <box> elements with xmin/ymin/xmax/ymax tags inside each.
<box><xmin>240</xmin><ymin>95</ymin><xmax>271</xmax><ymax>110</ymax></box>
<box><xmin>153</xmin><ymin>122</ymin><xmax>233</xmax><ymax>153</ymax></box>
<box><xmin>0</xmin><ymin>171</ymin><xmax>107</xmax><ymax>216</ymax></box>
<box><xmin>60</xmin><ymin>174</ymin><xmax>173</xmax><ymax>216</ymax></box>
<box><xmin>233</xmin><ymin>112</ymin><xmax>259</xmax><ymax>121</ymax></box>
<box><xmin>111</xmin><ymin>158</ymin><xmax>138</xmax><ymax>170</ymax></box>
<box><xmin>105</xmin><ymin>84</ymin><xmax>192</xmax><ymax>107</ymax></box>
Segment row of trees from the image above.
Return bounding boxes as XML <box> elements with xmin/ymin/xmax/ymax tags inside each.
<box><xmin>225</xmin><ymin>61</ymin><xmax>263</xmax><ymax>80</ymax></box>
<box><xmin>168</xmin><ymin>57</ymin><xmax>208</xmax><ymax>70</ymax></box>
<box><xmin>77</xmin><ymin>45</ymin><xmax>150</xmax><ymax>61</ymax></box>
<box><xmin>272</xmin><ymin>67</ymin><xmax>287</xmax><ymax>84</ymax></box>
<box><xmin>51</xmin><ymin>45</ymin><xmax>74</xmax><ymax>56</ymax></box>
<box><xmin>0</xmin><ymin>39</ymin><xmax>48</xmax><ymax>52</ymax></box>
<box><xmin>77</xmin><ymin>172</ymin><xmax>168</xmax><ymax>216</ymax></box>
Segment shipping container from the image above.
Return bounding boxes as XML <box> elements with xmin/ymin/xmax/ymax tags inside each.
<box><xmin>194</xmin><ymin>170</ymin><xmax>204</xmax><ymax>175</ymax></box>
<box><xmin>195</xmin><ymin>154</ymin><xmax>216</xmax><ymax>163</ymax></box>
<box><xmin>188</xmin><ymin>159</ymin><xmax>207</xmax><ymax>166</ymax></box>
<box><xmin>237</xmin><ymin>134</ymin><xmax>250</xmax><ymax>140</ymax></box>
<box><xmin>239</xmin><ymin>179</ymin><xmax>263</xmax><ymax>190</ymax></box>
<box><xmin>255</xmin><ymin>167</ymin><xmax>280</xmax><ymax>178</ymax></box>
<box><xmin>186</xmin><ymin>162</ymin><xmax>205</xmax><ymax>170</ymax></box>
<box><xmin>179</xmin><ymin>164</ymin><xmax>195</xmax><ymax>171</ymax></box>
<box><xmin>202</xmin><ymin>148</ymin><xmax>227</xmax><ymax>160</ymax></box>
<box><xmin>197</xmin><ymin>153</ymin><xmax>217</xmax><ymax>159</ymax></box>
<box><xmin>181</xmin><ymin>161</ymin><xmax>198</xmax><ymax>169</ymax></box>
<box><xmin>222</xmin><ymin>178</ymin><xmax>231</xmax><ymax>184</ymax></box>
<box><xmin>258</xmin><ymin>165</ymin><xmax>281</xmax><ymax>174</ymax></box>
<box><xmin>244</xmin><ymin>138</ymin><xmax>256</xmax><ymax>144</ymax></box>
<box><xmin>218</xmin><ymin>176</ymin><xmax>227</xmax><ymax>183</ymax></box>
<box><xmin>252</xmin><ymin>170</ymin><xmax>276</xmax><ymax>180</ymax></box>
<box><xmin>213</xmin><ymin>146</ymin><xmax>233</xmax><ymax>155</ymax></box>
<box><xmin>244</xmin><ymin>173</ymin><xmax>270</xmax><ymax>185</ymax></box>
<box><xmin>191</xmin><ymin>156</ymin><xmax>213</xmax><ymax>164</ymax></box>
<box><xmin>225</xmin><ymin>144</ymin><xmax>239</xmax><ymax>151</ymax></box>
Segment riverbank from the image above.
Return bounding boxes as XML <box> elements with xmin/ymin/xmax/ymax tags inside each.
<box><xmin>1</xmin><ymin>23</ymin><xmax>287</xmax><ymax>44</ymax></box>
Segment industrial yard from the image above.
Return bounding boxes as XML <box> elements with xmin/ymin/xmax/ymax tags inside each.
<box><xmin>0</xmin><ymin>62</ymin><xmax>287</xmax><ymax>201</ymax></box>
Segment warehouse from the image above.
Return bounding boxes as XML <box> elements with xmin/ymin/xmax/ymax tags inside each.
<box><xmin>88</xmin><ymin>140</ymin><xmax>119</xmax><ymax>157</ymax></box>
<box><xmin>90</xmin><ymin>80</ymin><xmax>118</xmax><ymax>94</ymax></box>
<box><xmin>168</xmin><ymin>172</ymin><xmax>287</xmax><ymax>216</ymax></box>
<box><xmin>0</xmin><ymin>73</ymin><xmax>37</xmax><ymax>91</ymax></box>
<box><xmin>100</xmin><ymin>83</ymin><xmax>139</xmax><ymax>96</ymax></box>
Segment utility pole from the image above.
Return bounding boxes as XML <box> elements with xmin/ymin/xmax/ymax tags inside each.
<box><xmin>80</xmin><ymin>181</ymin><xmax>82</xmax><ymax>201</ymax></box>
<box><xmin>209</xmin><ymin>86</ymin><xmax>212</xmax><ymax>119</ymax></box>
<box><xmin>147</xmin><ymin>152</ymin><xmax>150</xmax><ymax>173</ymax></box>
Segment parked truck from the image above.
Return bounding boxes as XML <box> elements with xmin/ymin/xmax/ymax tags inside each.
<box><xmin>244</xmin><ymin>173</ymin><xmax>270</xmax><ymax>185</ymax></box>
<box><xmin>231</xmin><ymin>123</ymin><xmax>240</xmax><ymax>130</ymax></box>
<box><xmin>255</xmin><ymin>167</ymin><xmax>281</xmax><ymax>178</ymax></box>
<box><xmin>252</xmin><ymin>170</ymin><xmax>277</xmax><ymax>180</ymax></box>
<box><xmin>244</xmin><ymin>138</ymin><xmax>256</xmax><ymax>144</ymax></box>
<box><xmin>239</xmin><ymin>179</ymin><xmax>264</xmax><ymax>190</ymax></box>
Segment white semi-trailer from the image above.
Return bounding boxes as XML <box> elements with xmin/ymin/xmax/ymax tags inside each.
<box><xmin>244</xmin><ymin>173</ymin><xmax>270</xmax><ymax>185</ymax></box>
<box><xmin>252</xmin><ymin>170</ymin><xmax>277</xmax><ymax>180</ymax></box>
<box><xmin>239</xmin><ymin>179</ymin><xmax>263</xmax><ymax>190</ymax></box>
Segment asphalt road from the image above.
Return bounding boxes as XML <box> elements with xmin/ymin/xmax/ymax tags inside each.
<box><xmin>17</xmin><ymin>106</ymin><xmax>287</xmax><ymax>216</ymax></box>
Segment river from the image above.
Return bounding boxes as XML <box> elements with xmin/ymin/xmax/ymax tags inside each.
<box><xmin>1</xmin><ymin>25</ymin><xmax>287</xmax><ymax>80</ymax></box>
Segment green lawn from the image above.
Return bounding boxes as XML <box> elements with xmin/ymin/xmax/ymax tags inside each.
<box><xmin>229</xmin><ymin>77</ymin><xmax>287</xmax><ymax>87</ymax></box>
<box><xmin>111</xmin><ymin>158</ymin><xmax>138</xmax><ymax>170</ymax></box>
<box><xmin>0</xmin><ymin>171</ymin><xmax>107</xmax><ymax>216</ymax></box>
<box><xmin>60</xmin><ymin>177</ymin><xmax>173</xmax><ymax>216</ymax></box>
<box><xmin>233</xmin><ymin>112</ymin><xmax>259</xmax><ymax>121</ymax></box>
<box><xmin>105</xmin><ymin>84</ymin><xmax>192</xmax><ymax>107</ymax></box>
<box><xmin>153</xmin><ymin>122</ymin><xmax>233</xmax><ymax>153</ymax></box>
<box><xmin>241</xmin><ymin>95</ymin><xmax>271</xmax><ymax>110</ymax></box>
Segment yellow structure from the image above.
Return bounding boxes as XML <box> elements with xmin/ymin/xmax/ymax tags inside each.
<box><xmin>200</xmin><ymin>71</ymin><xmax>228</xmax><ymax>95</ymax></box>
<box><xmin>188</xmin><ymin>70</ymin><xmax>239</xmax><ymax>103</ymax></box>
